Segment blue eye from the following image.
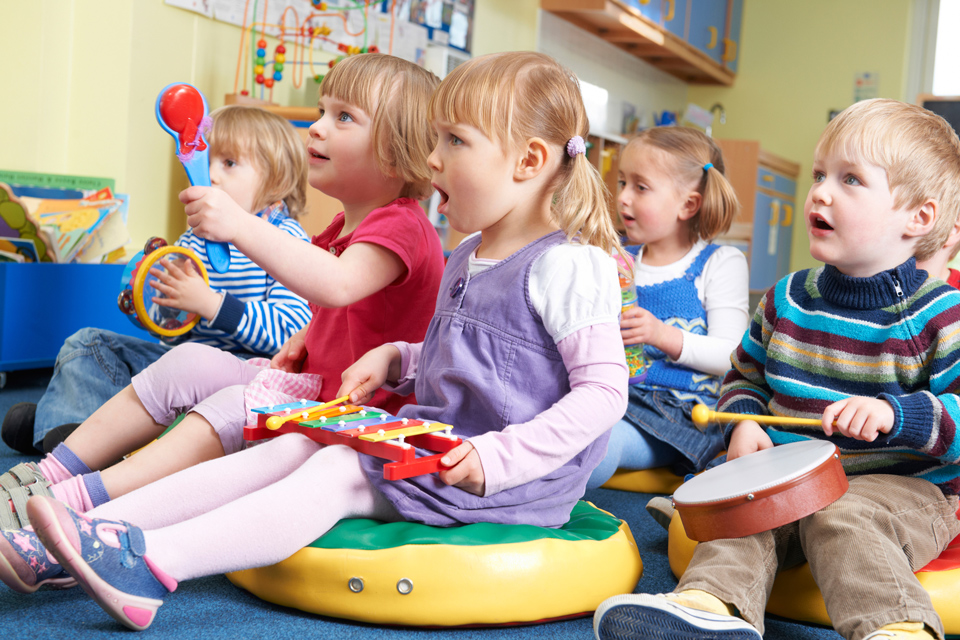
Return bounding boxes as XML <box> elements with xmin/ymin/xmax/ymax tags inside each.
<box><xmin>450</xmin><ymin>134</ymin><xmax>463</xmax><ymax>146</ymax></box>
<box><xmin>843</xmin><ymin>174</ymin><xmax>861</xmax><ymax>186</ymax></box>
<box><xmin>338</xmin><ymin>112</ymin><xmax>354</xmax><ymax>123</ymax></box>
<box><xmin>812</xmin><ymin>171</ymin><xmax>825</xmax><ymax>183</ymax></box>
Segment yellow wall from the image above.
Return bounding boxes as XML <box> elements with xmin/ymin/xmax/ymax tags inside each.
<box><xmin>689</xmin><ymin>0</ymin><xmax>914</xmax><ymax>272</ymax></box>
<box><xmin>1</xmin><ymin>0</ymin><xmax>327</xmax><ymax>250</ymax></box>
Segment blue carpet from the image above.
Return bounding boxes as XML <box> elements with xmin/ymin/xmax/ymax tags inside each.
<box><xmin>0</xmin><ymin>369</ymin><xmax>841</xmax><ymax>639</ymax></box>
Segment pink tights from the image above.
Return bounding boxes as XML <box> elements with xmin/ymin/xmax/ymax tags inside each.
<box><xmin>89</xmin><ymin>434</ymin><xmax>400</xmax><ymax>582</ymax></box>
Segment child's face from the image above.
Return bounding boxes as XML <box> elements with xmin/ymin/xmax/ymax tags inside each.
<box><xmin>805</xmin><ymin>151</ymin><xmax>919</xmax><ymax>277</ymax></box>
<box><xmin>428</xmin><ymin>120</ymin><xmax>518</xmax><ymax>234</ymax></box>
<box><xmin>306</xmin><ymin>96</ymin><xmax>380</xmax><ymax>203</ymax></box>
<box><xmin>616</xmin><ymin>142</ymin><xmax>695</xmax><ymax>247</ymax></box>
<box><xmin>209</xmin><ymin>152</ymin><xmax>262</xmax><ymax>214</ymax></box>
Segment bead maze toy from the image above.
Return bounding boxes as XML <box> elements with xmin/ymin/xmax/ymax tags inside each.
<box><xmin>155</xmin><ymin>82</ymin><xmax>231</xmax><ymax>274</ymax></box>
<box><xmin>231</xmin><ymin>1</ymin><xmax>384</xmax><ymax>102</ymax></box>
<box><xmin>245</xmin><ymin>398</ymin><xmax>462</xmax><ymax>481</ymax></box>
<box><xmin>117</xmin><ymin>237</ymin><xmax>209</xmax><ymax>338</ymax></box>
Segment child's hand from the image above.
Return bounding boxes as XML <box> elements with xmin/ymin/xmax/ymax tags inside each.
<box><xmin>336</xmin><ymin>345</ymin><xmax>402</xmax><ymax>405</ymax></box>
<box><xmin>727</xmin><ymin>420</ymin><xmax>774</xmax><ymax>460</ymax></box>
<box><xmin>150</xmin><ymin>257</ymin><xmax>222</xmax><ymax>320</ymax></box>
<box><xmin>271</xmin><ymin>328</ymin><xmax>308</xmax><ymax>373</ymax></box>
<box><xmin>180</xmin><ymin>186</ymin><xmax>248</xmax><ymax>244</ymax></box>
<box><xmin>821</xmin><ymin>397</ymin><xmax>894</xmax><ymax>442</ymax></box>
<box><xmin>621</xmin><ymin>306</ymin><xmax>683</xmax><ymax>359</ymax></box>
<box><xmin>438</xmin><ymin>442</ymin><xmax>486</xmax><ymax>496</ymax></box>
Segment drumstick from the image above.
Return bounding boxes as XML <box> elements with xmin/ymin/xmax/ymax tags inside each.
<box><xmin>691</xmin><ymin>404</ymin><xmax>824</xmax><ymax>428</ymax></box>
<box><xmin>266</xmin><ymin>395</ymin><xmax>352</xmax><ymax>430</ymax></box>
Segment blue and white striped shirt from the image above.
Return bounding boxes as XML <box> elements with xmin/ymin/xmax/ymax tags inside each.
<box><xmin>171</xmin><ymin>201</ymin><xmax>311</xmax><ymax>356</ymax></box>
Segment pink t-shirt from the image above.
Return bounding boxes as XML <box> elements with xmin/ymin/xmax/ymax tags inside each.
<box><xmin>301</xmin><ymin>198</ymin><xmax>444</xmax><ymax>414</ymax></box>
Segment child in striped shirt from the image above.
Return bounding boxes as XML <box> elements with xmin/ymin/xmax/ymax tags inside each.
<box><xmin>594</xmin><ymin>99</ymin><xmax>960</xmax><ymax>640</ymax></box>
<box><xmin>1</xmin><ymin>106</ymin><xmax>312</xmax><ymax>456</ymax></box>
<box><xmin>0</xmin><ymin>54</ymin><xmax>444</xmax><ymax>534</ymax></box>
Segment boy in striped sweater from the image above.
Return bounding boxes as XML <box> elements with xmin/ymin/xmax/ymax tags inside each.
<box><xmin>594</xmin><ymin>99</ymin><xmax>960</xmax><ymax>640</ymax></box>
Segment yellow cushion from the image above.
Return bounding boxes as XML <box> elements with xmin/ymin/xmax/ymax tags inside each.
<box><xmin>600</xmin><ymin>467</ymin><xmax>685</xmax><ymax>494</ymax></box>
<box><xmin>227</xmin><ymin>501</ymin><xmax>643</xmax><ymax>626</ymax></box>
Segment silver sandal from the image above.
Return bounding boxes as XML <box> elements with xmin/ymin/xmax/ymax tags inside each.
<box><xmin>0</xmin><ymin>481</ymin><xmax>54</xmax><ymax>530</ymax></box>
<box><xmin>0</xmin><ymin>462</ymin><xmax>48</xmax><ymax>491</ymax></box>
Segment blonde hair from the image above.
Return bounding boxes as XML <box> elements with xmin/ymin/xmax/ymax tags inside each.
<box><xmin>629</xmin><ymin>127</ymin><xmax>740</xmax><ymax>243</ymax></box>
<box><xmin>207</xmin><ymin>105</ymin><xmax>308</xmax><ymax>219</ymax></box>
<box><xmin>816</xmin><ymin>98</ymin><xmax>960</xmax><ymax>261</ymax></box>
<box><xmin>319</xmin><ymin>53</ymin><xmax>440</xmax><ymax>200</ymax></box>
<box><xmin>428</xmin><ymin>51</ymin><xmax>623</xmax><ymax>258</ymax></box>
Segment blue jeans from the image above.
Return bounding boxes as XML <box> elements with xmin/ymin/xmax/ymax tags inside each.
<box><xmin>586</xmin><ymin>388</ymin><xmax>725</xmax><ymax>490</ymax></box>
<box><xmin>586</xmin><ymin>418</ymin><xmax>679</xmax><ymax>489</ymax></box>
<box><xmin>33</xmin><ymin>328</ymin><xmax>173</xmax><ymax>447</ymax></box>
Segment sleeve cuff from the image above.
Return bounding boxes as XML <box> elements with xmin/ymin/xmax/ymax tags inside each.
<box><xmin>879</xmin><ymin>392</ymin><xmax>931</xmax><ymax>449</ymax></box>
<box><xmin>209</xmin><ymin>292</ymin><xmax>244</xmax><ymax>334</ymax></box>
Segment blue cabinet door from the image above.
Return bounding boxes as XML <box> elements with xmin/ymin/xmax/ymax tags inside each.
<box><xmin>688</xmin><ymin>0</ymin><xmax>727</xmax><ymax>64</ymax></box>
<box><xmin>662</xmin><ymin>0</ymin><xmax>688</xmax><ymax>37</ymax></box>
<box><xmin>749</xmin><ymin>192</ymin><xmax>782</xmax><ymax>292</ymax></box>
<box><xmin>621</xmin><ymin>0</ymin><xmax>661</xmax><ymax>23</ymax></box>
<box><xmin>776</xmin><ymin>200</ymin><xmax>795</xmax><ymax>280</ymax></box>
<box><xmin>723</xmin><ymin>0</ymin><xmax>744</xmax><ymax>73</ymax></box>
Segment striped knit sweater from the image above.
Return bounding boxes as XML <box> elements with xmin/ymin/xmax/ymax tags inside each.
<box><xmin>718</xmin><ymin>258</ymin><xmax>960</xmax><ymax>495</ymax></box>
<box><xmin>170</xmin><ymin>201</ymin><xmax>311</xmax><ymax>356</ymax></box>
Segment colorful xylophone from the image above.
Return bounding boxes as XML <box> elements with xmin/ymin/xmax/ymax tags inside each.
<box><xmin>244</xmin><ymin>399</ymin><xmax>462</xmax><ymax>481</ymax></box>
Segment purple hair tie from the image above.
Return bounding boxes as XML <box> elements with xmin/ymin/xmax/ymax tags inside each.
<box><xmin>566</xmin><ymin>135</ymin><xmax>586</xmax><ymax>158</ymax></box>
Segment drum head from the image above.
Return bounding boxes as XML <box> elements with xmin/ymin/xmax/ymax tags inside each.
<box><xmin>674</xmin><ymin>440</ymin><xmax>837</xmax><ymax>505</ymax></box>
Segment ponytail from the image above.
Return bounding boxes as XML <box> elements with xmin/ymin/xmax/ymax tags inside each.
<box><xmin>553</xmin><ymin>151</ymin><xmax>633</xmax><ymax>271</ymax></box>
<box><xmin>696</xmin><ymin>158</ymin><xmax>739</xmax><ymax>241</ymax></box>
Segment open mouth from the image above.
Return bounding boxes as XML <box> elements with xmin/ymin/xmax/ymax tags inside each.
<box><xmin>309</xmin><ymin>149</ymin><xmax>329</xmax><ymax>161</ymax></box>
<box><xmin>435</xmin><ymin>185</ymin><xmax>449</xmax><ymax>208</ymax></box>
<box><xmin>811</xmin><ymin>214</ymin><xmax>833</xmax><ymax>231</ymax></box>
<box><xmin>620</xmin><ymin>211</ymin><xmax>636</xmax><ymax>223</ymax></box>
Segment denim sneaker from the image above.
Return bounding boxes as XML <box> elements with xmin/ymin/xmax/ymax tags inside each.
<box><xmin>594</xmin><ymin>593</ymin><xmax>762</xmax><ymax>640</ymax></box>
<box><xmin>0</xmin><ymin>527</ymin><xmax>76</xmax><ymax>593</ymax></box>
<box><xmin>27</xmin><ymin>496</ymin><xmax>177</xmax><ymax>631</ymax></box>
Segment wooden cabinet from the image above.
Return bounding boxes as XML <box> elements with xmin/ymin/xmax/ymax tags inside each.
<box><xmin>715</xmin><ymin>140</ymin><xmax>800</xmax><ymax>294</ymax></box>
<box><xmin>541</xmin><ymin>0</ymin><xmax>744</xmax><ymax>86</ymax></box>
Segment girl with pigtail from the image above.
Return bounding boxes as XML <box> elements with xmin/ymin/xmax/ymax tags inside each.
<box><xmin>0</xmin><ymin>51</ymin><xmax>629</xmax><ymax>631</ymax></box>
<box><xmin>587</xmin><ymin>126</ymin><xmax>749</xmax><ymax>493</ymax></box>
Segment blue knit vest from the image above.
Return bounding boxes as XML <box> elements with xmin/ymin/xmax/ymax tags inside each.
<box><xmin>629</xmin><ymin>243</ymin><xmax>722</xmax><ymax>404</ymax></box>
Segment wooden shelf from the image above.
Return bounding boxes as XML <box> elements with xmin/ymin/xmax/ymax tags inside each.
<box><xmin>541</xmin><ymin>0</ymin><xmax>735</xmax><ymax>86</ymax></box>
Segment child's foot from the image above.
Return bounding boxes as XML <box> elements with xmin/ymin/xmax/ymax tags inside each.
<box><xmin>593</xmin><ymin>593</ymin><xmax>761</xmax><ymax>640</ymax></box>
<box><xmin>0</xmin><ymin>461</ymin><xmax>48</xmax><ymax>490</ymax></box>
<box><xmin>645</xmin><ymin>496</ymin><xmax>675</xmax><ymax>531</ymax></box>
<box><xmin>865</xmin><ymin>622</ymin><xmax>937</xmax><ymax>639</ymax></box>
<box><xmin>27</xmin><ymin>496</ymin><xmax>177</xmax><ymax>631</ymax></box>
<box><xmin>0</xmin><ymin>527</ymin><xmax>76</xmax><ymax>592</ymax></box>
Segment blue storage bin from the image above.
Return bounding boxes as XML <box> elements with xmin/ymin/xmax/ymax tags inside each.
<box><xmin>0</xmin><ymin>263</ymin><xmax>148</xmax><ymax>373</ymax></box>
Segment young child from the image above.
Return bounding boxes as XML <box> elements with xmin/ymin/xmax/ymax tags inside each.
<box><xmin>0</xmin><ymin>51</ymin><xmax>628</xmax><ymax>632</ymax></box>
<box><xmin>0</xmin><ymin>54</ymin><xmax>444</xmax><ymax>530</ymax></box>
<box><xmin>586</xmin><ymin>127</ymin><xmax>747</xmax><ymax>490</ymax></box>
<box><xmin>1</xmin><ymin>105</ymin><xmax>313</xmax><ymax>455</ymax></box>
<box><xmin>917</xmin><ymin>216</ymin><xmax>960</xmax><ymax>287</ymax></box>
<box><xmin>593</xmin><ymin>99</ymin><xmax>960</xmax><ymax>640</ymax></box>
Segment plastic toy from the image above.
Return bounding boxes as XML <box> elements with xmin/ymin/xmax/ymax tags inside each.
<box><xmin>155</xmin><ymin>82</ymin><xmax>230</xmax><ymax>274</ymax></box>
<box><xmin>227</xmin><ymin>500</ymin><xmax>643</xmax><ymax>626</ymax></box>
<box><xmin>117</xmin><ymin>237</ymin><xmax>209</xmax><ymax>338</ymax></box>
<box><xmin>245</xmin><ymin>399</ymin><xmax>463</xmax><ymax>481</ymax></box>
<box><xmin>668</xmin><ymin>507</ymin><xmax>960</xmax><ymax>633</ymax></box>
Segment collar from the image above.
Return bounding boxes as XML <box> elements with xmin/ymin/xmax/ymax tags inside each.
<box><xmin>817</xmin><ymin>257</ymin><xmax>928</xmax><ymax>309</ymax></box>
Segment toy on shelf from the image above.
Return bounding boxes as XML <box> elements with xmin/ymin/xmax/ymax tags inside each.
<box><xmin>155</xmin><ymin>82</ymin><xmax>230</xmax><ymax>274</ymax></box>
<box><xmin>245</xmin><ymin>398</ymin><xmax>462</xmax><ymax>481</ymax></box>
<box><xmin>117</xmin><ymin>236</ymin><xmax>209</xmax><ymax>338</ymax></box>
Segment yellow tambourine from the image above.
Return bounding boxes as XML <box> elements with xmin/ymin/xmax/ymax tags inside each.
<box><xmin>117</xmin><ymin>237</ymin><xmax>209</xmax><ymax>338</ymax></box>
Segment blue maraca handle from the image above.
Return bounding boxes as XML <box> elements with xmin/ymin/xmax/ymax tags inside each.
<box><xmin>156</xmin><ymin>82</ymin><xmax>231</xmax><ymax>274</ymax></box>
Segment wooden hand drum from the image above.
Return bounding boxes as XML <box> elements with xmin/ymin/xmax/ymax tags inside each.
<box><xmin>672</xmin><ymin>440</ymin><xmax>848</xmax><ymax>542</ymax></box>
